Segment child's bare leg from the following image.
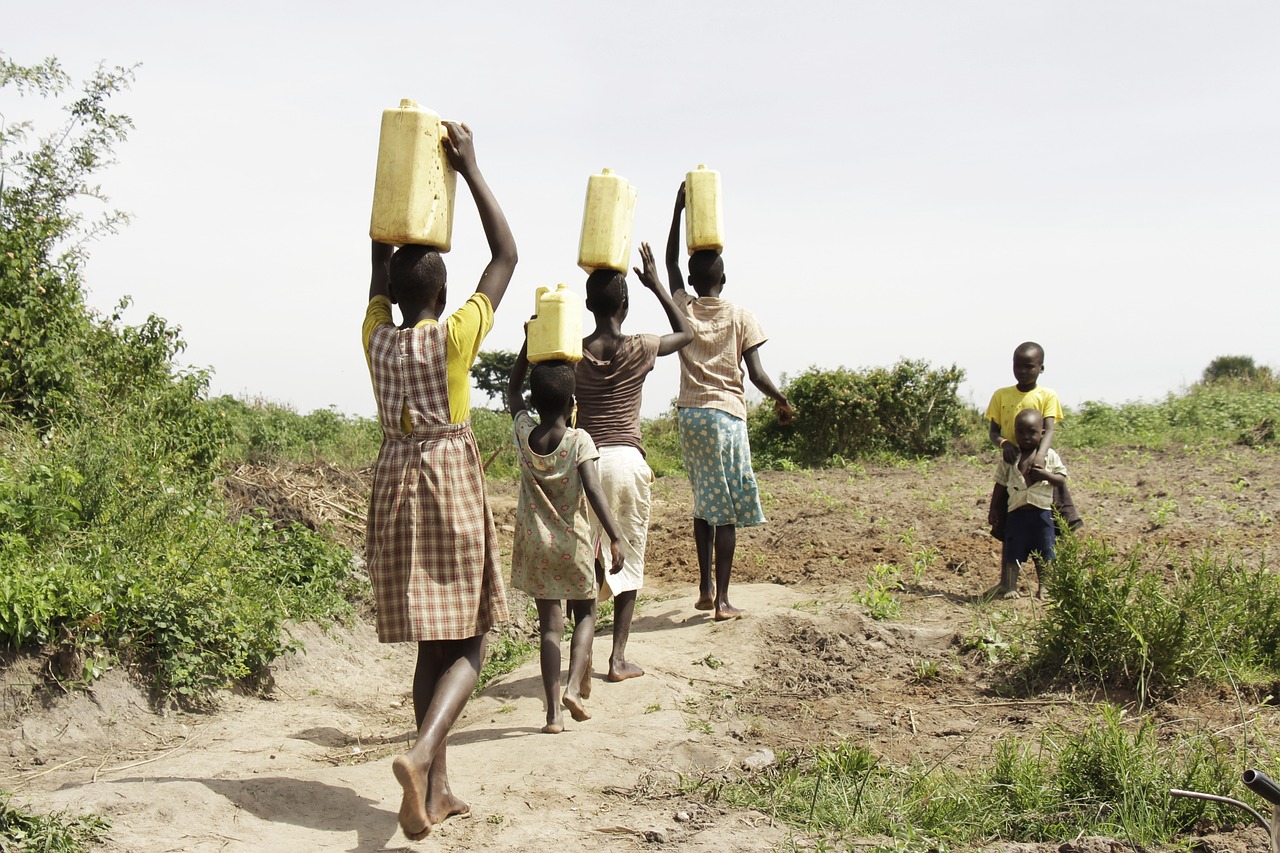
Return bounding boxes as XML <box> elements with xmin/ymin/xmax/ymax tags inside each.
<box><xmin>563</xmin><ymin>598</ymin><xmax>595</xmax><ymax>721</ymax></box>
<box><xmin>408</xmin><ymin>646</ymin><xmax>469</xmax><ymax>825</ymax></box>
<box><xmin>393</xmin><ymin>635</ymin><xmax>486</xmax><ymax>839</ymax></box>
<box><xmin>713</xmin><ymin>523</ymin><xmax>744</xmax><ymax>620</ymax></box>
<box><xmin>535</xmin><ymin>599</ymin><xmax>565</xmax><ymax>733</ymax></box>
<box><xmin>693</xmin><ymin>518</ymin><xmax>714</xmax><ymax>610</ymax></box>
<box><xmin>607</xmin><ymin>589</ymin><xmax>644</xmax><ymax>681</ymax></box>
<box><xmin>424</xmin><ymin>746</ymin><xmax>470</xmax><ymax>825</ymax></box>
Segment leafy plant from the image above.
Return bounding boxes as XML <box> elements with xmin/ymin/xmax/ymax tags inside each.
<box><xmin>749</xmin><ymin>360</ymin><xmax>966</xmax><ymax>467</ymax></box>
<box><xmin>0</xmin><ymin>793</ymin><xmax>107</xmax><ymax>853</ymax></box>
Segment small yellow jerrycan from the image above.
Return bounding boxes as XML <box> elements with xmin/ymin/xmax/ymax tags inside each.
<box><xmin>369</xmin><ymin>99</ymin><xmax>457</xmax><ymax>251</ymax></box>
<box><xmin>577</xmin><ymin>168</ymin><xmax>637</xmax><ymax>273</ymax></box>
<box><xmin>685</xmin><ymin>164</ymin><xmax>724</xmax><ymax>255</ymax></box>
<box><xmin>527</xmin><ymin>284</ymin><xmax>584</xmax><ymax>364</ymax></box>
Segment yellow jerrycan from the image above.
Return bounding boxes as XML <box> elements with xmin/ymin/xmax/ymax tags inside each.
<box><xmin>369</xmin><ymin>99</ymin><xmax>457</xmax><ymax>251</ymax></box>
<box><xmin>577</xmin><ymin>168</ymin><xmax>637</xmax><ymax>273</ymax></box>
<box><xmin>527</xmin><ymin>284</ymin><xmax>584</xmax><ymax>364</ymax></box>
<box><xmin>685</xmin><ymin>164</ymin><xmax>724</xmax><ymax>254</ymax></box>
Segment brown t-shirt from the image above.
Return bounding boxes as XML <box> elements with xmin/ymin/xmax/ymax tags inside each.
<box><xmin>574</xmin><ymin>333</ymin><xmax>661</xmax><ymax>454</ymax></box>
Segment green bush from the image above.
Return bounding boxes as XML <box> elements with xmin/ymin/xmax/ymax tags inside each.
<box><xmin>750</xmin><ymin>360</ymin><xmax>966</xmax><ymax>467</ymax></box>
<box><xmin>1030</xmin><ymin>534</ymin><xmax>1280</xmax><ymax>701</ymax></box>
<box><xmin>208</xmin><ymin>395</ymin><xmax>380</xmax><ymax>466</ymax></box>
<box><xmin>1202</xmin><ymin>355</ymin><xmax>1273</xmax><ymax>385</ymax></box>
<box><xmin>1062</xmin><ymin>387</ymin><xmax>1280</xmax><ymax>449</ymax></box>
<box><xmin>0</xmin><ymin>56</ymin><xmax>359</xmax><ymax>703</ymax></box>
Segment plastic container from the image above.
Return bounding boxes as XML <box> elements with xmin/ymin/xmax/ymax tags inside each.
<box><xmin>685</xmin><ymin>164</ymin><xmax>724</xmax><ymax>254</ymax></box>
<box><xmin>577</xmin><ymin>168</ymin><xmax>637</xmax><ymax>273</ymax></box>
<box><xmin>369</xmin><ymin>99</ymin><xmax>457</xmax><ymax>251</ymax></box>
<box><xmin>528</xmin><ymin>284</ymin><xmax>583</xmax><ymax>363</ymax></box>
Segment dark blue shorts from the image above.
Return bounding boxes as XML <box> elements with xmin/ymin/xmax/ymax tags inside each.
<box><xmin>1002</xmin><ymin>508</ymin><xmax>1056</xmax><ymax>565</ymax></box>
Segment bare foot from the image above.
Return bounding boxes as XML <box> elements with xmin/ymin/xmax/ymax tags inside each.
<box><xmin>694</xmin><ymin>594</ymin><xmax>714</xmax><ymax>611</ymax></box>
<box><xmin>580</xmin><ymin>651</ymin><xmax>593</xmax><ymax>700</ymax></box>
<box><xmin>562</xmin><ymin>692</ymin><xmax>591</xmax><ymax>722</ymax></box>
<box><xmin>606</xmin><ymin>660</ymin><xmax>644</xmax><ymax>682</ymax></box>
<box><xmin>714</xmin><ymin>604</ymin><xmax>745</xmax><ymax>621</ymax></box>
<box><xmin>391</xmin><ymin>755</ymin><xmax>431</xmax><ymax>840</ymax></box>
<box><xmin>542</xmin><ymin>706</ymin><xmax>564</xmax><ymax>734</ymax></box>
<box><xmin>982</xmin><ymin>584</ymin><xmax>1013</xmax><ymax>601</ymax></box>
<box><xmin>426</xmin><ymin>790</ymin><xmax>470</xmax><ymax>825</ymax></box>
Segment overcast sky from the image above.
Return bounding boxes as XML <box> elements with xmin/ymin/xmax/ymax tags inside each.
<box><xmin>6</xmin><ymin>2</ymin><xmax>1278</xmax><ymax>420</ymax></box>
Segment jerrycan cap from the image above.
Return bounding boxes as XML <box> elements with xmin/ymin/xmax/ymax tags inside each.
<box><xmin>398</xmin><ymin>98</ymin><xmax>421</xmax><ymax>110</ymax></box>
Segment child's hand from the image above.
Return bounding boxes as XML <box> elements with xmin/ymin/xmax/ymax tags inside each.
<box><xmin>673</xmin><ymin>181</ymin><xmax>686</xmax><ymax>212</ymax></box>
<box><xmin>775</xmin><ymin>400</ymin><xmax>795</xmax><ymax>425</ymax></box>
<box><xmin>1000</xmin><ymin>441</ymin><xmax>1020</xmax><ymax>464</ymax></box>
<box><xmin>608</xmin><ymin>541</ymin><xmax>625</xmax><ymax>574</ymax></box>
<box><xmin>633</xmin><ymin>243</ymin><xmax>661</xmax><ymax>291</ymax></box>
<box><xmin>441</xmin><ymin>121</ymin><xmax>477</xmax><ymax>175</ymax></box>
<box><xmin>1024</xmin><ymin>464</ymin><xmax>1048</xmax><ymax>484</ymax></box>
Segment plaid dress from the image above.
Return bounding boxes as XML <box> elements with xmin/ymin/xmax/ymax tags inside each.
<box><xmin>365</xmin><ymin>321</ymin><xmax>508</xmax><ymax>643</ymax></box>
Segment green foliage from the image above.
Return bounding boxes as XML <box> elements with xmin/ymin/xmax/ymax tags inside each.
<box><xmin>1030</xmin><ymin>534</ymin><xmax>1280</xmax><ymax>702</ymax></box>
<box><xmin>0</xmin><ymin>56</ymin><xmax>358</xmax><ymax>703</ymax></box>
<box><xmin>1202</xmin><ymin>355</ymin><xmax>1272</xmax><ymax>385</ymax></box>
<box><xmin>470</xmin><ymin>349</ymin><xmax>520</xmax><ymax>411</ymax></box>
<box><xmin>477</xmin><ymin>634</ymin><xmax>536</xmax><ymax>694</ymax></box>
<box><xmin>1062</xmin><ymin>386</ymin><xmax>1280</xmax><ymax>449</ymax></box>
<box><xmin>640</xmin><ymin>408</ymin><xmax>684</xmax><ymax>478</ymax></box>
<box><xmin>471</xmin><ymin>406</ymin><xmax>517</xmax><ymax>479</ymax></box>
<box><xmin>702</xmin><ymin>709</ymin><xmax>1245</xmax><ymax>848</ymax></box>
<box><xmin>750</xmin><ymin>360</ymin><xmax>966</xmax><ymax>467</ymax></box>
<box><xmin>0</xmin><ymin>792</ymin><xmax>107</xmax><ymax>853</ymax></box>
<box><xmin>207</xmin><ymin>395</ymin><xmax>380</xmax><ymax>466</ymax></box>
<box><xmin>855</xmin><ymin>564</ymin><xmax>902</xmax><ymax>620</ymax></box>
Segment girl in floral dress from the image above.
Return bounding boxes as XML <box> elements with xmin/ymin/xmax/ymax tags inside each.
<box><xmin>508</xmin><ymin>345</ymin><xmax>626</xmax><ymax>733</ymax></box>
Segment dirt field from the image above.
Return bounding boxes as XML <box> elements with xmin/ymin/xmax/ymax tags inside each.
<box><xmin>8</xmin><ymin>444</ymin><xmax>1280</xmax><ymax>852</ymax></box>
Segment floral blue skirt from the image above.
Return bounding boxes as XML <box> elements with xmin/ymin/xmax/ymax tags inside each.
<box><xmin>677</xmin><ymin>407</ymin><xmax>766</xmax><ymax>528</ymax></box>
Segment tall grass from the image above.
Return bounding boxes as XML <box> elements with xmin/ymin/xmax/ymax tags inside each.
<box><xmin>1031</xmin><ymin>534</ymin><xmax>1280</xmax><ymax>702</ymax></box>
<box><xmin>702</xmin><ymin>709</ymin><xmax>1246</xmax><ymax>848</ymax></box>
<box><xmin>1059</xmin><ymin>386</ymin><xmax>1280</xmax><ymax>450</ymax></box>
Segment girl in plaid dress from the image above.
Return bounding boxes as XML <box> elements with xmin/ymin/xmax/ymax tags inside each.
<box><xmin>508</xmin><ymin>344</ymin><xmax>627</xmax><ymax>733</ymax></box>
<box><xmin>364</xmin><ymin>123</ymin><xmax>517</xmax><ymax>841</ymax></box>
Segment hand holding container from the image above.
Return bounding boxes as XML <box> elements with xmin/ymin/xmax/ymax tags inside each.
<box><xmin>369</xmin><ymin>99</ymin><xmax>457</xmax><ymax>251</ymax></box>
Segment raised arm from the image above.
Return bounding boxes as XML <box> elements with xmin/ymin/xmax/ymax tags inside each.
<box><xmin>507</xmin><ymin>340</ymin><xmax>530</xmax><ymax>417</ymax></box>
<box><xmin>369</xmin><ymin>240</ymin><xmax>393</xmax><ymax>302</ymax></box>
<box><xmin>633</xmin><ymin>242</ymin><xmax>693</xmax><ymax>356</ymax></box>
<box><xmin>665</xmin><ymin>182</ymin><xmax>686</xmax><ymax>296</ymax></box>
<box><xmin>743</xmin><ymin>345</ymin><xmax>794</xmax><ymax>425</ymax></box>
<box><xmin>443</xmin><ymin>121</ymin><xmax>518</xmax><ymax>311</ymax></box>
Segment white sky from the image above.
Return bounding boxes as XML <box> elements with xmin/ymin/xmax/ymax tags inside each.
<box><xmin>6</xmin><ymin>2</ymin><xmax>1278</xmax><ymax>419</ymax></box>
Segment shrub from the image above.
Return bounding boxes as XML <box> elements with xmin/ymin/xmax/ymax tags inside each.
<box><xmin>750</xmin><ymin>360</ymin><xmax>966</xmax><ymax>467</ymax></box>
<box><xmin>1202</xmin><ymin>355</ymin><xmax>1272</xmax><ymax>385</ymax></box>
<box><xmin>1063</xmin><ymin>388</ymin><xmax>1280</xmax><ymax>449</ymax></box>
<box><xmin>1030</xmin><ymin>534</ymin><xmax>1280</xmax><ymax>701</ymax></box>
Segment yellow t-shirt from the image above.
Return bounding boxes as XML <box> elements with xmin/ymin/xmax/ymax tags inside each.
<box><xmin>984</xmin><ymin>385</ymin><xmax>1064</xmax><ymax>440</ymax></box>
<box><xmin>363</xmin><ymin>293</ymin><xmax>493</xmax><ymax>428</ymax></box>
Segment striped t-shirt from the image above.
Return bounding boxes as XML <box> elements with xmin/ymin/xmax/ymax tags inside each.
<box><xmin>672</xmin><ymin>290</ymin><xmax>766</xmax><ymax>421</ymax></box>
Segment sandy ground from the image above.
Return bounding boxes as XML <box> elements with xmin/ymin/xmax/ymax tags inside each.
<box><xmin>7</xmin><ymin>444</ymin><xmax>1280</xmax><ymax>851</ymax></box>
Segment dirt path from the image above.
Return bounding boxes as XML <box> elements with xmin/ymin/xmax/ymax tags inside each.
<box><xmin>8</xmin><ymin>445</ymin><xmax>1280</xmax><ymax>851</ymax></box>
<box><xmin>16</xmin><ymin>586</ymin><xmax>808</xmax><ymax>852</ymax></box>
